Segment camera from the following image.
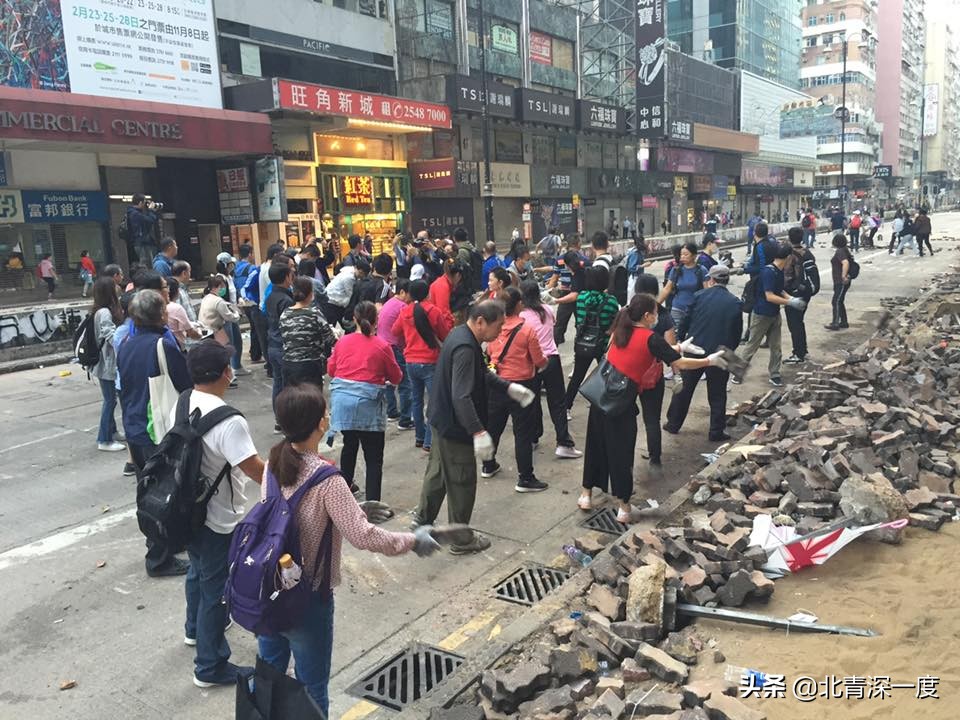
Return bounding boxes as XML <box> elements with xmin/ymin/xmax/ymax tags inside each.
<box><xmin>149</xmin><ymin>200</ymin><xmax>164</xmax><ymax>211</ymax></box>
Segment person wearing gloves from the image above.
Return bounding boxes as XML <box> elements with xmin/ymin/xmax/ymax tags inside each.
<box><xmin>733</xmin><ymin>241</ymin><xmax>806</xmax><ymax>387</ymax></box>
<box><xmin>664</xmin><ymin>264</ymin><xmax>743</xmax><ymax>440</ymax></box>
<box><xmin>258</xmin><ymin>384</ymin><xmax>439</xmax><ymax>717</ymax></box>
<box><xmin>579</xmin><ymin>293</ymin><xmax>728</xmax><ymax>522</ymax></box>
<box><xmin>412</xmin><ymin>300</ymin><xmax>536</xmax><ymax>554</ymax></box>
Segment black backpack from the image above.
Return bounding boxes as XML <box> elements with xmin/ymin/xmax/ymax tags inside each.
<box><xmin>74</xmin><ymin>313</ymin><xmax>104</xmax><ymax>372</ymax></box>
<box><xmin>611</xmin><ymin>264</ymin><xmax>629</xmax><ymax>307</ymax></box>
<box><xmin>574</xmin><ymin>298</ymin><xmax>606</xmax><ymax>358</ymax></box>
<box><xmin>801</xmin><ymin>215</ymin><xmax>812</xmax><ymax>229</ymax></box>
<box><xmin>136</xmin><ymin>391</ymin><xmax>243</xmax><ymax>555</ymax></box>
<box><xmin>741</xmin><ymin>274</ymin><xmax>762</xmax><ymax>314</ymax></box>
<box><xmin>847</xmin><ymin>254</ymin><xmax>860</xmax><ymax>280</ymax></box>
<box><xmin>463</xmin><ymin>246</ymin><xmax>484</xmax><ymax>295</ymax></box>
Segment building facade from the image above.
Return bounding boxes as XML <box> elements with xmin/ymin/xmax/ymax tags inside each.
<box><xmin>922</xmin><ymin>14</ymin><xmax>960</xmax><ymax>207</ymax></box>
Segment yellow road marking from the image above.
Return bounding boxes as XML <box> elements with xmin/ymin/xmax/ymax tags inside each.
<box><xmin>341</xmin><ymin>699</ymin><xmax>379</xmax><ymax>720</ymax></box>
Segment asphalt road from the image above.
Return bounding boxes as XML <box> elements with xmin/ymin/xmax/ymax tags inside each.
<box><xmin>0</xmin><ymin>213</ymin><xmax>956</xmax><ymax>720</ymax></box>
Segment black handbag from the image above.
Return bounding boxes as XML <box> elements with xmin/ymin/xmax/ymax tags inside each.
<box><xmin>578</xmin><ymin>357</ymin><xmax>639</xmax><ymax>416</ymax></box>
<box><xmin>236</xmin><ymin>656</ymin><xmax>326</xmax><ymax>720</ymax></box>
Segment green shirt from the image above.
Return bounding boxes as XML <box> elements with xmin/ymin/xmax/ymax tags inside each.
<box><xmin>574</xmin><ymin>291</ymin><xmax>620</xmax><ymax>331</ymax></box>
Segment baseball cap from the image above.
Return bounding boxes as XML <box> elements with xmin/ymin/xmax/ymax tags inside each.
<box><xmin>187</xmin><ymin>340</ymin><xmax>235</xmax><ymax>384</ymax></box>
<box><xmin>216</xmin><ymin>251</ymin><xmax>237</xmax><ymax>265</ymax></box>
<box><xmin>707</xmin><ymin>264</ymin><xmax>730</xmax><ymax>281</ymax></box>
<box><xmin>410</xmin><ymin>264</ymin><xmax>425</xmax><ymax>281</ymax></box>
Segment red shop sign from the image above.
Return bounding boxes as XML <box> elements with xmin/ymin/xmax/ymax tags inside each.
<box><xmin>409</xmin><ymin>158</ymin><xmax>456</xmax><ymax>192</ymax></box>
<box><xmin>277</xmin><ymin>79</ymin><xmax>452</xmax><ymax>130</ymax></box>
<box><xmin>530</xmin><ymin>32</ymin><xmax>552</xmax><ymax>65</ymax></box>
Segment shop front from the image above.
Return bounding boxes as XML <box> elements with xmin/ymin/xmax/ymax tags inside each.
<box><xmin>739</xmin><ymin>161</ymin><xmax>799</xmax><ymax>222</ymax></box>
<box><xmin>585</xmin><ymin>169</ymin><xmax>647</xmax><ymax>238</ymax></box>
<box><xmin>409</xmin><ymin>158</ymin><xmax>479</xmax><ymax>239</ymax></box>
<box><xmin>528</xmin><ymin>167</ymin><xmax>584</xmax><ymax>242</ymax></box>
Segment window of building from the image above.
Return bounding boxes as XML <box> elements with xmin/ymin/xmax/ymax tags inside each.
<box><xmin>602</xmin><ymin>143</ymin><xmax>619</xmax><ymax>169</ymax></box>
<box><xmin>840</xmin><ymin>11</ymin><xmax>845</xmax><ymax>20</ymax></box>
<box><xmin>826</xmin><ymin>13</ymin><xmax>834</xmax><ymax>23</ymax></box>
<box><xmin>414</xmin><ymin>0</ymin><xmax>454</xmax><ymax>40</ymax></box>
<box><xmin>532</xmin><ymin>135</ymin><xmax>555</xmax><ymax>165</ymax></box>
<box><xmin>494</xmin><ymin>130</ymin><xmax>523</xmax><ymax>162</ymax></box>
<box><xmin>806</xmin><ymin>36</ymin><xmax>817</xmax><ymax>47</ymax></box>
<box><xmin>317</xmin><ymin>135</ymin><xmax>395</xmax><ymax>161</ymax></box>
<box><xmin>557</xmin><ymin>135</ymin><xmax>576</xmax><ymax>167</ymax></box>
<box><xmin>552</xmin><ymin>38</ymin><xmax>575</xmax><ymax>71</ymax></box>
<box><xmin>822</xmin><ymin>33</ymin><xmax>833</xmax><ymax>45</ymax></box>
<box><xmin>808</xmin><ymin>16</ymin><xmax>817</xmax><ymax>26</ymax></box>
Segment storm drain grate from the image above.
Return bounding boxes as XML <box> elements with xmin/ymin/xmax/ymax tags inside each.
<box><xmin>493</xmin><ymin>563</ymin><xmax>570</xmax><ymax>606</ymax></box>
<box><xmin>346</xmin><ymin>643</ymin><xmax>464</xmax><ymax>711</ymax></box>
<box><xmin>579</xmin><ymin>506</ymin><xmax>629</xmax><ymax>535</ymax></box>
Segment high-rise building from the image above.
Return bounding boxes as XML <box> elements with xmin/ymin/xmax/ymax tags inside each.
<box><xmin>922</xmin><ymin>13</ymin><xmax>960</xmax><ymax>207</ymax></box>
<box><xmin>666</xmin><ymin>0</ymin><xmax>804</xmax><ymax>88</ymax></box>
<box><xmin>799</xmin><ymin>0</ymin><xmax>881</xmax><ymax>206</ymax></box>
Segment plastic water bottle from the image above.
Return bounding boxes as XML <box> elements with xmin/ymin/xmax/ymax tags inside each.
<box><xmin>278</xmin><ymin>553</ymin><xmax>302</xmax><ymax>590</ymax></box>
<box><xmin>724</xmin><ymin>664</ymin><xmax>768</xmax><ymax>687</ymax></box>
<box><xmin>562</xmin><ymin>544</ymin><xmax>592</xmax><ymax>567</ymax></box>
<box><xmin>598</xmin><ymin>661</ymin><xmax>609</xmax><ymax>677</ymax></box>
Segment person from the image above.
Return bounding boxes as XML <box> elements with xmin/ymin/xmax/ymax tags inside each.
<box><xmin>506</xmin><ymin>246</ymin><xmax>534</xmax><ymax>286</ymax></box>
<box><xmin>564</xmin><ymin>266</ymin><xmax>621</xmax><ymax>416</ymax></box>
<box><xmin>848</xmin><ymin>210</ymin><xmax>862</xmax><ymax>252</ymax></box>
<box><xmin>746</xmin><ymin>211</ymin><xmax>761</xmax><ymax>257</ymax></box>
<box><xmin>552</xmin><ymin>249</ymin><xmax>587</xmax><ymax>345</ymax></box>
<box><xmin>377</xmin><ymin>278</ymin><xmax>413</xmax><ymax>427</ymax></box>
<box><xmin>734</xmin><ymin>242</ymin><xmax>806</xmax><ymax>387</ymax></box>
<box><xmin>625</xmin><ymin>236</ymin><xmax>653</xmax><ymax>305</ymax></box>
<box><xmin>90</xmin><ymin>278</ymin><xmax>126</xmax><ymax>452</ymax></box>
<box><xmin>704</xmin><ymin>212</ymin><xmax>719</xmax><ymax>235</ymax></box>
<box><xmin>339</xmin><ymin>234</ymin><xmax>365</xmax><ymax>268</ymax></box>
<box><xmin>801</xmin><ymin>208</ymin><xmax>817</xmax><ymax>248</ymax></box>
<box><xmin>38</xmin><ymin>253</ymin><xmax>57</xmax><ymax>300</ymax></box>
<box><xmin>152</xmin><ymin>237</ymin><xmax>178</xmax><ymax>277</ymax></box>
<box><xmin>169</xmin><ymin>261</ymin><xmax>198</xmax><ymax>323</ymax></box>
<box><xmin>117</xmin><ymin>289</ymin><xmax>192</xmax><ymax>577</ymax></box>
<box><xmin>915</xmin><ymin>207</ymin><xmax>933</xmax><ymax>256</ymax></box>
<box><xmin>103</xmin><ymin>263</ymin><xmax>124</xmax><ymax>289</ymax></box>
<box><xmin>830</xmin><ymin>207</ymin><xmax>846</xmax><ymax>234</ymax></box>
<box><xmin>323</xmin><ymin>256</ymin><xmax>370</xmax><ymax>327</ymax></box>
<box><xmin>266</xmin><ymin>261</ymin><xmax>296</xmax><ymax>415</ymax></box>
<box><xmin>622</xmin><ymin>216</ymin><xmax>634</xmax><ymax>240</ymax></box>
<box><xmin>413</xmin><ymin>301</ymin><xmax>536</xmax><ymax>554</ymax></box>
<box><xmin>215</xmin><ymin>253</ymin><xmax>247</xmax><ymax>375</ymax></box>
<box><xmin>279</xmin><ymin>276</ymin><xmax>337</xmax><ymax>389</ymax></box>
<box><xmin>127</xmin><ymin>194</ymin><xmax>159</xmax><ymax>263</ymax></box>
<box><xmin>888</xmin><ymin>211</ymin><xmax>905</xmax><ymax>254</ymax></box>
<box><xmin>657</xmin><ymin>242</ymin><xmax>705</xmax><ymax>336</ymax></box>
<box><xmin>357</xmin><ymin>253</ymin><xmax>393</xmax><ymax>305</ymax></box>
<box><xmin>589</xmin><ymin>231</ymin><xmax>616</xmax><ymax>270</ymax></box>
<box><xmin>578</xmin><ymin>294</ymin><xmax>727</xmax><ymax>520</ymax></box>
<box><xmin>697</xmin><ymin>234</ymin><xmax>721</xmax><ymax>270</ymax></box>
<box><xmin>825</xmin><ymin>234</ymin><xmax>853</xmax><ymax>331</ymax></box>
<box><xmin>537</xmin><ymin>226</ymin><xmax>561</xmax><ymax>265</ymax></box>
<box><xmin>165</xmin><ymin>278</ymin><xmax>202</xmax><ymax>348</ymax></box>
<box><xmin>665</xmin><ymin>265</ymin><xmax>742</xmax><ymax>441</ymax></box>
<box><xmin>481</xmin><ymin>241</ymin><xmax>505</xmax><ymax>290</ymax></box>
<box><xmin>485</xmin><ymin>266</ymin><xmax>512</xmax><ymax>300</ymax></box>
<box><xmin>327</xmin><ymin>302</ymin><xmax>402</xmax><ymax>502</ymax></box>
<box><xmin>79</xmin><ymin>250</ymin><xmax>96</xmax><ymax>297</ymax></box>
<box><xmin>251</xmin><ymin>244</ymin><xmax>287</xmax><ymax>378</ymax></box>
<box><xmin>895</xmin><ymin>211</ymin><xmax>918</xmax><ymax>255</ymax></box>
<box><xmin>511</xmin><ymin>227</ymin><xmax>521</xmax><ymax>243</ymax></box>
<box><xmin>177</xmin><ymin>341</ymin><xmax>264</xmax><ymax>688</ymax></box>
<box><xmin>428</xmin><ymin>258</ymin><xmax>463</xmax><ymax>327</ymax></box>
<box><xmin>483</xmin><ymin>286</ymin><xmax>548</xmax><ymax>492</ymax></box>
<box><xmin>519</xmin><ymin>280</ymin><xmax>582</xmax><ymax>459</ymax></box>
<box><xmin>197</xmin><ymin>275</ymin><xmax>242</xmax><ymax>381</ymax></box>
<box><xmin>257</xmin><ymin>384</ymin><xmax>438</xmax><ymax>715</ymax></box>
<box><xmin>392</xmin><ymin>279</ymin><xmax>453</xmax><ymax>452</ymax></box>
<box><xmin>234</xmin><ymin>244</ymin><xmax>255</xmax><ymax>286</ymax></box>
<box><xmin>783</xmin><ymin>227</ymin><xmax>820</xmax><ymax>364</ymax></box>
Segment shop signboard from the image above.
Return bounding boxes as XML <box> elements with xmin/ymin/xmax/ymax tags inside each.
<box><xmin>691</xmin><ymin>175</ymin><xmax>711</xmax><ymax>194</ymax></box>
<box><xmin>341</xmin><ymin>176</ymin><xmax>374</xmax><ymax>206</ymax></box>
<box><xmin>445</xmin><ymin>75</ymin><xmax>515</xmax><ymax>119</ymax></box>
<box><xmin>21</xmin><ymin>190</ymin><xmax>108</xmax><ymax>223</ymax></box>
<box><xmin>873</xmin><ymin>164</ymin><xmax>893</xmax><ymax>179</ymax></box>
<box><xmin>779</xmin><ymin>99</ymin><xmax>836</xmax><ymax>139</ymax></box>
<box><xmin>530</xmin><ymin>198</ymin><xmax>576</xmax><ymax>239</ymax></box>
<box><xmin>658</xmin><ymin>148</ymin><xmax>714</xmax><ymax>174</ymax></box>
<box><xmin>217</xmin><ymin>167</ymin><xmax>254</xmax><ymax>225</ymax></box>
<box><xmin>277</xmin><ymin>79</ymin><xmax>452</xmax><ymax>129</ymax></box>
<box><xmin>0</xmin><ymin>190</ymin><xmax>24</xmax><ymax>223</ymax></box>
<box><xmin>410</xmin><ymin>198</ymin><xmax>475</xmax><ymax>236</ymax></box>
<box><xmin>711</xmin><ymin>175</ymin><xmax>729</xmax><ymax>200</ymax></box>
<box><xmin>741</xmin><ymin>161</ymin><xmax>793</xmax><ymax>187</ymax></box>
<box><xmin>516</xmin><ymin>89</ymin><xmax>576</xmax><ymax>128</ymax></box>
<box><xmin>489</xmin><ymin>163</ymin><xmax>531</xmax><ymax>197</ymax></box>
<box><xmin>243</xmin><ymin>26</ymin><xmax>393</xmax><ymax>68</ymax></box>
<box><xmin>673</xmin><ymin>175</ymin><xmax>688</xmax><ymax>193</ymax></box>
<box><xmin>641</xmin><ymin>195</ymin><xmax>658</xmax><ymax>208</ymax></box>
<box><xmin>425</xmin><ymin>0</ymin><xmax>455</xmax><ymax>40</ymax></box>
<box><xmin>577</xmin><ymin>100</ymin><xmax>626</xmax><ymax>133</ymax></box>
<box><xmin>409</xmin><ymin>158</ymin><xmax>456</xmax><ymax>193</ymax></box>
<box><xmin>491</xmin><ymin>25</ymin><xmax>519</xmax><ymax>54</ymax></box>
<box><xmin>634</xmin><ymin>0</ymin><xmax>666</xmax><ymax>139</ymax></box>
<box><xmin>255</xmin><ymin>156</ymin><xmax>286</xmax><ymax>222</ymax></box>
<box><xmin>530</xmin><ymin>32</ymin><xmax>553</xmax><ymax>65</ymax></box>
<box><xmin>923</xmin><ymin>84</ymin><xmax>939</xmax><ymax>136</ymax></box>
<box><xmin>589</xmin><ymin>169</ymin><xmax>639</xmax><ymax>195</ymax></box>
<box><xmin>531</xmin><ymin>167</ymin><xmax>586</xmax><ymax>197</ymax></box>
<box><xmin>668</xmin><ymin>118</ymin><xmax>692</xmax><ymax>142</ymax></box>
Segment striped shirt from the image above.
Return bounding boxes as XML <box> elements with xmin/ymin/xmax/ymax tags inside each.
<box><xmin>574</xmin><ymin>290</ymin><xmax>620</xmax><ymax>331</ymax></box>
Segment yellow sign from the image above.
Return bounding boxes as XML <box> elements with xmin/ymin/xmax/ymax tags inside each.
<box><xmin>727</xmin><ymin>184</ymin><xmax>737</xmax><ymax>199</ymax></box>
<box><xmin>572</xmin><ymin>193</ymin><xmax>580</xmax><ymax>208</ymax></box>
<box><xmin>342</xmin><ymin>176</ymin><xmax>374</xmax><ymax>206</ymax></box>
<box><xmin>673</xmin><ymin>175</ymin><xmax>688</xmax><ymax>193</ymax></box>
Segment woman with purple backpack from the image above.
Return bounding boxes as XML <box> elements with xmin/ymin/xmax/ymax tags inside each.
<box><xmin>256</xmin><ymin>384</ymin><xmax>440</xmax><ymax>716</ymax></box>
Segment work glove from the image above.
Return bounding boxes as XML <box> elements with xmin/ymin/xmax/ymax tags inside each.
<box><xmin>473</xmin><ymin>431</ymin><xmax>496</xmax><ymax>461</ymax></box>
<box><xmin>359</xmin><ymin>500</ymin><xmax>394</xmax><ymax>524</ymax></box>
<box><xmin>412</xmin><ymin>526</ymin><xmax>441</xmax><ymax>557</ymax></box>
<box><xmin>707</xmin><ymin>351</ymin><xmax>729</xmax><ymax>369</ymax></box>
<box><xmin>507</xmin><ymin>383</ymin><xmax>536</xmax><ymax>408</ymax></box>
<box><xmin>678</xmin><ymin>337</ymin><xmax>705</xmax><ymax>356</ymax></box>
<box><xmin>786</xmin><ymin>296</ymin><xmax>807</xmax><ymax>311</ymax></box>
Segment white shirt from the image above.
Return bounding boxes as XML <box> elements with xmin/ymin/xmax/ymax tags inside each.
<box><xmin>169</xmin><ymin>390</ymin><xmax>258</xmax><ymax>534</ymax></box>
<box><xmin>325</xmin><ymin>266</ymin><xmax>357</xmax><ymax>307</ymax></box>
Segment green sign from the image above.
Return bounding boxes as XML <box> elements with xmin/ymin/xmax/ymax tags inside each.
<box><xmin>491</xmin><ymin>24</ymin><xmax>518</xmax><ymax>54</ymax></box>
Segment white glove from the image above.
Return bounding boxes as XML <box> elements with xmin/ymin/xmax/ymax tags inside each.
<box><xmin>787</xmin><ymin>296</ymin><xmax>807</xmax><ymax>311</ymax></box>
<box><xmin>473</xmin><ymin>431</ymin><xmax>496</xmax><ymax>461</ymax></box>
<box><xmin>507</xmin><ymin>383</ymin><xmax>536</xmax><ymax>408</ymax></box>
<box><xmin>707</xmin><ymin>351</ymin><xmax>729</xmax><ymax>369</ymax></box>
<box><xmin>412</xmin><ymin>526</ymin><xmax>441</xmax><ymax>557</ymax></box>
<box><xmin>679</xmin><ymin>337</ymin><xmax>705</xmax><ymax>356</ymax></box>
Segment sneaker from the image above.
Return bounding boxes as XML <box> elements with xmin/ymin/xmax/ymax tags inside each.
<box><xmin>387</xmin><ymin>412</ymin><xmax>401</xmax><ymax>421</ymax></box>
<box><xmin>566</xmin><ymin>409</ymin><xmax>573</xmax><ymax>421</ymax></box>
<box><xmin>228</xmin><ymin>379</ymin><xmax>239</xmax><ymax>389</ymax></box>
<box><xmin>555</xmin><ymin>445</ymin><xmax>583</xmax><ymax>459</ymax></box>
<box><xmin>769</xmin><ymin>377</ymin><xmax>784</xmax><ymax>388</ymax></box>
<box><xmin>422</xmin><ymin>445</ymin><xmax>431</xmax><ymax>454</ymax></box>
<box><xmin>185</xmin><ymin>618</ymin><xmax>233</xmax><ymax>646</ymax></box>
<box><xmin>481</xmin><ymin>461</ymin><xmax>501</xmax><ymax>478</ymax></box>
<box><xmin>516</xmin><ymin>478</ymin><xmax>549</xmax><ymax>493</ymax></box>
<box><xmin>616</xmin><ymin>507</ymin><xmax>636</xmax><ymax>524</ymax></box>
<box><xmin>98</xmin><ymin>441</ymin><xmax>126</xmax><ymax>452</ymax></box>
<box><xmin>123</xmin><ymin>462</ymin><xmax>137</xmax><ymax>477</ymax></box>
<box><xmin>233</xmin><ymin>367</ymin><xmax>251</xmax><ymax>377</ymax></box>
<box><xmin>662</xmin><ymin>423</ymin><xmax>680</xmax><ymax>435</ymax></box>
<box><xmin>783</xmin><ymin>354</ymin><xmax>804</xmax><ymax>364</ymax></box>
<box><xmin>449</xmin><ymin>532</ymin><xmax>491</xmax><ymax>555</ymax></box>
<box><xmin>397</xmin><ymin>419</ymin><xmax>415</xmax><ymax>430</ymax></box>
<box><xmin>193</xmin><ymin>661</ymin><xmax>252</xmax><ymax>689</ymax></box>
<box><xmin>824</xmin><ymin>324</ymin><xmax>840</xmax><ymax>331</ymax></box>
<box><xmin>147</xmin><ymin>557</ymin><xmax>190</xmax><ymax>578</ymax></box>
<box><xmin>709</xmin><ymin>432</ymin><xmax>732</xmax><ymax>442</ymax></box>
<box><xmin>113</xmin><ymin>431</ymin><xmax>126</xmax><ymax>442</ymax></box>
<box><xmin>274</xmin><ymin>423</ymin><xmax>283</xmax><ymax>434</ymax></box>
<box><xmin>730</xmin><ymin>376</ymin><xmax>742</xmax><ymax>385</ymax></box>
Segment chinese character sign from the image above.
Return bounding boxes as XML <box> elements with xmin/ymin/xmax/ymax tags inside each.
<box><xmin>530</xmin><ymin>32</ymin><xmax>552</xmax><ymax>65</ymax></box>
<box><xmin>342</xmin><ymin>176</ymin><xmax>374</xmax><ymax>206</ymax></box>
<box><xmin>217</xmin><ymin>167</ymin><xmax>254</xmax><ymax>225</ymax></box>
<box><xmin>635</xmin><ymin>0</ymin><xmax>666</xmax><ymax>139</ymax></box>
<box><xmin>20</xmin><ymin>190</ymin><xmax>108</xmax><ymax>223</ymax></box>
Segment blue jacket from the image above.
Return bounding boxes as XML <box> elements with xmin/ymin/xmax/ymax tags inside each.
<box><xmin>743</xmin><ymin>238</ymin><xmax>777</xmax><ymax>277</ymax></box>
<box><xmin>152</xmin><ymin>253</ymin><xmax>174</xmax><ymax>277</ymax></box>
<box><xmin>329</xmin><ymin>377</ymin><xmax>387</xmax><ymax>433</ymax></box>
<box><xmin>126</xmin><ymin>205</ymin><xmax>157</xmax><ymax>243</ymax></box>
<box><xmin>118</xmin><ymin>329</ymin><xmax>192</xmax><ymax>445</ymax></box>
<box><xmin>679</xmin><ymin>285</ymin><xmax>743</xmax><ymax>355</ymax></box>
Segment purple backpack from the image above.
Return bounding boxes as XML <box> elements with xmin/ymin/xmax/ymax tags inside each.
<box><xmin>225</xmin><ymin>463</ymin><xmax>342</xmax><ymax>636</ymax></box>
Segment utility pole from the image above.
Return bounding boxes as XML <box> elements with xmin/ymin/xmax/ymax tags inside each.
<box><xmin>477</xmin><ymin>0</ymin><xmax>495</xmax><ymax>246</ymax></box>
<box><xmin>838</xmin><ymin>38</ymin><xmax>848</xmax><ymax>215</ymax></box>
<box><xmin>918</xmin><ymin>91</ymin><xmax>926</xmax><ymax>209</ymax></box>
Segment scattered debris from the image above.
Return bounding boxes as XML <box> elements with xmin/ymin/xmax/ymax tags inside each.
<box><xmin>59</xmin><ymin>680</ymin><xmax>77</xmax><ymax>691</ymax></box>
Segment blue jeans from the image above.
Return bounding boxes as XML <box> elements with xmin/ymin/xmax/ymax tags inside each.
<box><xmin>97</xmin><ymin>379</ymin><xmax>118</xmax><ymax>443</ymax></box>
<box><xmin>385</xmin><ymin>346</ymin><xmax>412</xmax><ymax>419</ymax></box>
<box><xmin>407</xmin><ymin>362</ymin><xmax>435</xmax><ymax>447</ymax></box>
<box><xmin>258</xmin><ymin>594</ymin><xmax>335</xmax><ymax>717</ymax></box>
<box><xmin>185</xmin><ymin>525</ymin><xmax>233</xmax><ymax>678</ymax></box>
<box><xmin>268</xmin><ymin>345</ymin><xmax>285</xmax><ymax>412</ymax></box>
<box><xmin>226</xmin><ymin>321</ymin><xmax>243</xmax><ymax>370</ymax></box>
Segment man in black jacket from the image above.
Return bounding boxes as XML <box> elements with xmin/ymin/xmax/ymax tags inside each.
<box><xmin>265</xmin><ymin>261</ymin><xmax>294</xmax><ymax>421</ymax></box>
<box><xmin>784</xmin><ymin>227</ymin><xmax>821</xmax><ymax>364</ymax></box>
<box><xmin>127</xmin><ymin>193</ymin><xmax>159</xmax><ymax>263</ymax></box>
<box><xmin>664</xmin><ymin>264</ymin><xmax>742</xmax><ymax>441</ymax></box>
<box><xmin>414</xmin><ymin>300</ymin><xmax>535</xmax><ymax>554</ymax></box>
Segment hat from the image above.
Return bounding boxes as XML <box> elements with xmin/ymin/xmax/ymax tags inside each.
<box><xmin>410</xmin><ymin>264</ymin><xmax>425</xmax><ymax>281</ymax></box>
<box><xmin>187</xmin><ymin>340</ymin><xmax>235</xmax><ymax>384</ymax></box>
<box><xmin>216</xmin><ymin>251</ymin><xmax>237</xmax><ymax>265</ymax></box>
<box><xmin>707</xmin><ymin>264</ymin><xmax>730</xmax><ymax>281</ymax></box>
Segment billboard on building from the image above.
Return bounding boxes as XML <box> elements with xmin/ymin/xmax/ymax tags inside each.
<box><xmin>779</xmin><ymin>98</ymin><xmax>837</xmax><ymax>139</ymax></box>
<box><xmin>635</xmin><ymin>0</ymin><xmax>666</xmax><ymax>139</ymax></box>
<box><xmin>923</xmin><ymin>84</ymin><xmax>939</xmax><ymax>137</ymax></box>
<box><xmin>0</xmin><ymin>1</ymin><xmax>221</xmax><ymax>108</ymax></box>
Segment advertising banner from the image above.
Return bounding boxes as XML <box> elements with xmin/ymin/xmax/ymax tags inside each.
<box><xmin>779</xmin><ymin>99</ymin><xmax>837</xmax><ymax>139</ymax></box>
<box><xmin>635</xmin><ymin>0</ymin><xmax>666</xmax><ymax>139</ymax></box>
<box><xmin>255</xmin><ymin>157</ymin><xmax>286</xmax><ymax>222</ymax></box>
<box><xmin>923</xmin><ymin>83</ymin><xmax>939</xmax><ymax>137</ymax></box>
<box><xmin>217</xmin><ymin>167</ymin><xmax>254</xmax><ymax>225</ymax></box>
<box><xmin>445</xmin><ymin>75</ymin><xmax>516</xmax><ymax>118</ymax></box>
<box><xmin>516</xmin><ymin>88</ymin><xmax>575</xmax><ymax>128</ymax></box>
<box><xmin>409</xmin><ymin>158</ymin><xmax>456</xmax><ymax>192</ymax></box>
<box><xmin>530</xmin><ymin>32</ymin><xmax>552</xmax><ymax>65</ymax></box>
<box><xmin>489</xmin><ymin>163</ymin><xmax>530</xmax><ymax>197</ymax></box>
<box><xmin>578</xmin><ymin>100</ymin><xmax>626</xmax><ymax>133</ymax></box>
<box><xmin>411</xmin><ymin>198</ymin><xmax>474</xmax><ymax>236</ymax></box>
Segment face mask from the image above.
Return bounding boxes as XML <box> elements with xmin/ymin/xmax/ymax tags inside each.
<box><xmin>218</xmin><ymin>288</ymin><xmax>227</xmax><ymax>298</ymax></box>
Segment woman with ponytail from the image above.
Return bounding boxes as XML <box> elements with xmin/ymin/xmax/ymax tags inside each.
<box><xmin>259</xmin><ymin>384</ymin><xmax>439</xmax><ymax>716</ymax></box>
<box><xmin>327</xmin><ymin>302</ymin><xmax>402</xmax><ymax>501</ymax></box>
<box><xmin>391</xmin><ymin>279</ymin><xmax>453</xmax><ymax>451</ymax></box>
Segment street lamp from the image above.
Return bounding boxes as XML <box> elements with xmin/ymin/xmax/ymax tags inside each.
<box><xmin>914</xmin><ymin>94</ymin><xmax>926</xmax><ymax>209</ymax></box>
<box><xmin>836</xmin><ymin>31</ymin><xmax>872</xmax><ymax>213</ymax></box>
<box><xmin>477</xmin><ymin>0</ymin><xmax>496</xmax><ymax>246</ymax></box>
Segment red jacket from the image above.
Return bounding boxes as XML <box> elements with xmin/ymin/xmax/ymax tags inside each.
<box><xmin>391</xmin><ymin>300</ymin><xmax>453</xmax><ymax>364</ymax></box>
<box><xmin>428</xmin><ymin>275</ymin><xmax>457</xmax><ymax>327</ymax></box>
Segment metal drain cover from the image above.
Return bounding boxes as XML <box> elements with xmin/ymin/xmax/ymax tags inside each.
<box><xmin>579</xmin><ymin>506</ymin><xmax>629</xmax><ymax>535</ymax></box>
<box><xmin>347</xmin><ymin>643</ymin><xmax>464</xmax><ymax>711</ymax></box>
<box><xmin>493</xmin><ymin>563</ymin><xmax>570</xmax><ymax>606</ymax></box>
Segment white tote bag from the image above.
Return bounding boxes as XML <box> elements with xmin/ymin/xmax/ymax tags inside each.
<box><xmin>148</xmin><ymin>337</ymin><xmax>179</xmax><ymax>443</ymax></box>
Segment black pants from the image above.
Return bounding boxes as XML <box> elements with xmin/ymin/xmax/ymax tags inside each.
<box><xmin>639</xmin><ymin>377</ymin><xmax>665</xmax><ymax>464</ymax></box>
<box><xmin>867</xmin><ymin>227</ymin><xmax>879</xmax><ymax>247</ymax></box>
<box><xmin>665</xmin><ymin>367</ymin><xmax>730</xmax><ymax>438</ymax></box>
<box><xmin>243</xmin><ymin>306</ymin><xmax>262</xmax><ymax>362</ymax></box>
<box><xmin>553</xmin><ymin>302</ymin><xmax>576</xmax><ymax>345</ymax></box>
<box><xmin>849</xmin><ymin>227</ymin><xmax>860</xmax><ymax>250</ymax></box>
<box><xmin>831</xmin><ymin>282</ymin><xmax>849</xmax><ymax>326</ymax></box>
<box><xmin>486</xmin><ymin>377</ymin><xmax>537</xmax><ymax>482</ymax></box>
<box><xmin>917</xmin><ymin>233</ymin><xmax>933</xmax><ymax>256</ymax></box>
<box><xmin>582</xmin><ymin>403</ymin><xmax>638</xmax><ymax>503</ymax></box>
<box><xmin>888</xmin><ymin>234</ymin><xmax>900</xmax><ymax>253</ymax></box>
<box><xmin>534</xmin><ymin>355</ymin><xmax>575</xmax><ymax>447</ymax></box>
<box><xmin>283</xmin><ymin>358</ymin><xmax>325</xmax><ymax>389</ymax></box>
<box><xmin>322</xmin><ymin>302</ymin><xmax>346</xmax><ymax>328</ymax></box>
<box><xmin>131</xmin><ymin>441</ymin><xmax>172</xmax><ymax>573</ymax></box>
<box><xmin>340</xmin><ymin>430</ymin><xmax>385</xmax><ymax>501</ymax></box>
<box><xmin>565</xmin><ymin>351</ymin><xmax>602</xmax><ymax>411</ymax></box>
<box><xmin>250</xmin><ymin>306</ymin><xmax>271</xmax><ymax>373</ymax></box>
<box><xmin>784</xmin><ymin>304</ymin><xmax>808</xmax><ymax>359</ymax></box>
